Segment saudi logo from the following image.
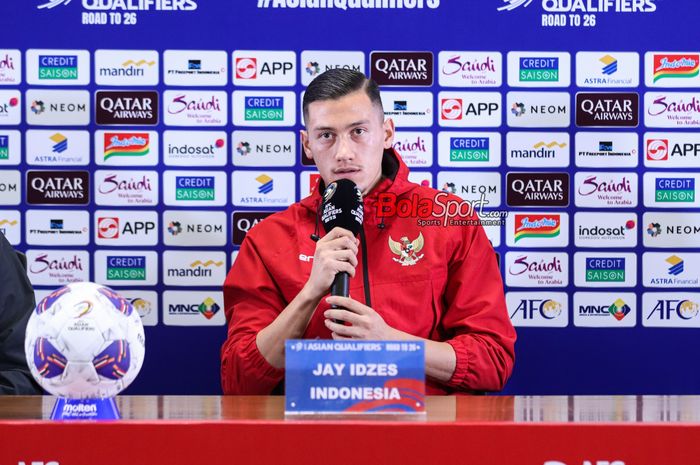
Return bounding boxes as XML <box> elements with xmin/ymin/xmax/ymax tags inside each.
<box><xmin>600</xmin><ymin>55</ymin><xmax>618</xmax><ymax>75</ymax></box>
<box><xmin>666</xmin><ymin>255</ymin><xmax>684</xmax><ymax>276</ymax></box>
<box><xmin>608</xmin><ymin>298</ymin><xmax>631</xmax><ymax>321</ymax></box>
<box><xmin>50</xmin><ymin>133</ymin><xmax>67</xmax><ymax>154</ymax></box>
<box><xmin>497</xmin><ymin>0</ymin><xmax>533</xmax><ymax>11</ymax></box>
<box><xmin>256</xmin><ymin>174</ymin><xmax>273</xmax><ymax>194</ymax></box>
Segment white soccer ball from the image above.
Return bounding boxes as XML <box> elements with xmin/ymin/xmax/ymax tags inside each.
<box><xmin>25</xmin><ymin>282</ymin><xmax>146</xmax><ymax>399</ymax></box>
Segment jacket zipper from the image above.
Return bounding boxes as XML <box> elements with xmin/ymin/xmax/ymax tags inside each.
<box><xmin>359</xmin><ymin>225</ymin><xmax>372</xmax><ymax>308</ymax></box>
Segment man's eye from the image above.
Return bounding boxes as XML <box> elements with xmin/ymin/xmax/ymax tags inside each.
<box><xmin>353</xmin><ymin>128</ymin><xmax>366</xmax><ymax>135</ymax></box>
<box><xmin>320</xmin><ymin>132</ymin><xmax>333</xmax><ymax>139</ymax></box>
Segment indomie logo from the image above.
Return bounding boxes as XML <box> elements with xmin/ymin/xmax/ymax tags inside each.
<box><xmin>513</xmin><ymin>214</ymin><xmax>561</xmax><ymax>242</ymax></box>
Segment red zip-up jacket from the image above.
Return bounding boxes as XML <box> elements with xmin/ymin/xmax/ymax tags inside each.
<box><xmin>221</xmin><ymin>149</ymin><xmax>516</xmax><ymax>395</ymax></box>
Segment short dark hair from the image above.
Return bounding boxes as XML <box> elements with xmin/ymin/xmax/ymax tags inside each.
<box><xmin>302</xmin><ymin>68</ymin><xmax>383</xmax><ymax>123</ymax></box>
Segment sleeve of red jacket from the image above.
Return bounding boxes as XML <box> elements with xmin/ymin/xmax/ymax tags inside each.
<box><xmin>441</xmin><ymin>222</ymin><xmax>516</xmax><ymax>393</ymax></box>
<box><xmin>221</xmin><ymin>234</ymin><xmax>285</xmax><ymax>395</ymax></box>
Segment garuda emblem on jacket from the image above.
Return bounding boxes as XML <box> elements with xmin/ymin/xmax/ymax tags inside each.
<box><xmin>388</xmin><ymin>232</ymin><xmax>425</xmax><ymax>266</ymax></box>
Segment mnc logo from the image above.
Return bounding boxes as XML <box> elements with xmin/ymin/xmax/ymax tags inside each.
<box><xmin>38</xmin><ymin>55</ymin><xmax>77</xmax><ymax>80</ymax></box>
<box><xmin>586</xmin><ymin>257</ymin><xmax>625</xmax><ymax>282</ymax></box>
<box><xmin>175</xmin><ymin>176</ymin><xmax>215</xmax><ymax>201</ymax></box>
<box><xmin>450</xmin><ymin>137</ymin><xmax>489</xmax><ymax>161</ymax></box>
<box><xmin>519</xmin><ymin>57</ymin><xmax>559</xmax><ymax>82</ymax></box>
<box><xmin>169</xmin><ymin>297</ymin><xmax>220</xmax><ymax>320</ymax></box>
<box><xmin>655</xmin><ymin>178</ymin><xmax>695</xmax><ymax>202</ymax></box>
<box><xmin>245</xmin><ymin>96</ymin><xmax>283</xmax><ymax>121</ymax></box>
<box><xmin>106</xmin><ymin>256</ymin><xmax>146</xmax><ymax>280</ymax></box>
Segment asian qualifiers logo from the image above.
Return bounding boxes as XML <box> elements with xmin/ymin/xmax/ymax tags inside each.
<box><xmin>497</xmin><ymin>0</ymin><xmax>533</xmax><ymax>11</ymax></box>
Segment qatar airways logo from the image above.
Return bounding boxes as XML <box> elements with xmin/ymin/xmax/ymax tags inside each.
<box><xmin>164</xmin><ymin>91</ymin><xmax>227</xmax><ymax>126</ymax></box>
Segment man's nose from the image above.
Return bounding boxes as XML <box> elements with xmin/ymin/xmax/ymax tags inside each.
<box><xmin>335</xmin><ymin>135</ymin><xmax>354</xmax><ymax>161</ymax></box>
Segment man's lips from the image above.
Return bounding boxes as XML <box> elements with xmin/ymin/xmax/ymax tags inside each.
<box><xmin>333</xmin><ymin>167</ymin><xmax>360</xmax><ymax>174</ymax></box>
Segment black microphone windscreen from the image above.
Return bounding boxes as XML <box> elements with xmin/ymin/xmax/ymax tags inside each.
<box><xmin>320</xmin><ymin>179</ymin><xmax>363</xmax><ymax>236</ymax></box>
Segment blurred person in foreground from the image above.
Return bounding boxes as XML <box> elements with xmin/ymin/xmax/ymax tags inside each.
<box><xmin>221</xmin><ymin>69</ymin><xmax>516</xmax><ymax>395</ymax></box>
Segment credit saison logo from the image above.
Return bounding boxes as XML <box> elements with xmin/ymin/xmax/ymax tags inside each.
<box><xmin>450</xmin><ymin>137</ymin><xmax>489</xmax><ymax>162</ymax></box>
<box><xmin>38</xmin><ymin>0</ymin><xmax>198</xmax><ymax>10</ymax></box>
<box><xmin>652</xmin><ymin>54</ymin><xmax>699</xmax><ymax>83</ymax></box>
<box><xmin>0</xmin><ymin>135</ymin><xmax>9</xmax><ymax>160</ymax></box>
<box><xmin>507</xmin><ymin>172</ymin><xmax>569</xmax><ymax>207</ymax></box>
<box><xmin>576</xmin><ymin>92</ymin><xmax>639</xmax><ymax>127</ymax></box>
<box><xmin>579</xmin><ymin>298</ymin><xmax>631</xmax><ymax>321</ymax></box>
<box><xmin>103</xmin><ymin>132</ymin><xmax>150</xmax><ymax>160</ymax></box>
<box><xmin>27</xmin><ymin>171</ymin><xmax>89</xmax><ymax>205</ymax></box>
<box><xmin>586</xmin><ymin>257</ymin><xmax>625</xmax><ymax>282</ymax></box>
<box><xmin>245</xmin><ymin>96</ymin><xmax>283</xmax><ymax>121</ymax></box>
<box><xmin>513</xmin><ymin>214</ymin><xmax>560</xmax><ymax>242</ymax></box>
<box><xmin>519</xmin><ymin>57</ymin><xmax>558</xmax><ymax>82</ymax></box>
<box><xmin>370</xmin><ymin>52</ymin><xmax>433</xmax><ymax>86</ymax></box>
<box><xmin>106</xmin><ymin>256</ymin><xmax>146</xmax><ymax>280</ymax></box>
<box><xmin>38</xmin><ymin>55</ymin><xmax>78</xmax><ymax>80</ymax></box>
<box><xmin>655</xmin><ymin>177</ymin><xmax>695</xmax><ymax>202</ymax></box>
<box><xmin>96</xmin><ymin>91</ymin><xmax>158</xmax><ymax>125</ymax></box>
<box><xmin>175</xmin><ymin>176</ymin><xmax>215</xmax><ymax>201</ymax></box>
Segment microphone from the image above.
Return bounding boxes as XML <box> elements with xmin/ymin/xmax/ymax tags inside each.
<box><xmin>320</xmin><ymin>179</ymin><xmax>363</xmax><ymax>307</ymax></box>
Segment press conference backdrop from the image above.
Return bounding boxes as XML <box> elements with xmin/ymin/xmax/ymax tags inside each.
<box><xmin>0</xmin><ymin>0</ymin><xmax>698</xmax><ymax>395</ymax></box>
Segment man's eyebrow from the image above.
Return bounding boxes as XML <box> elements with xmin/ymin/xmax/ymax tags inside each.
<box><xmin>311</xmin><ymin>120</ymin><xmax>370</xmax><ymax>132</ymax></box>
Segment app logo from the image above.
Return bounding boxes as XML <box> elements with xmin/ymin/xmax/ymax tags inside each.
<box><xmin>653</xmin><ymin>54</ymin><xmax>699</xmax><ymax>83</ymax></box>
<box><xmin>507</xmin><ymin>172</ymin><xmax>569</xmax><ymax>207</ymax></box>
<box><xmin>370</xmin><ymin>52</ymin><xmax>433</xmax><ymax>86</ymax></box>
<box><xmin>245</xmin><ymin>96</ymin><xmax>283</xmax><ymax>121</ymax></box>
<box><xmin>576</xmin><ymin>92</ymin><xmax>639</xmax><ymax>127</ymax></box>
<box><xmin>175</xmin><ymin>176</ymin><xmax>215</xmax><ymax>201</ymax></box>
<box><xmin>514</xmin><ymin>214</ymin><xmax>560</xmax><ymax>242</ymax></box>
<box><xmin>646</xmin><ymin>139</ymin><xmax>668</xmax><ymax>161</ymax></box>
<box><xmin>450</xmin><ymin>137</ymin><xmax>488</xmax><ymax>161</ymax></box>
<box><xmin>95</xmin><ymin>91</ymin><xmax>158</xmax><ymax>125</ymax></box>
<box><xmin>256</xmin><ymin>174</ymin><xmax>273</xmax><ymax>194</ymax></box>
<box><xmin>235</xmin><ymin>57</ymin><xmax>257</xmax><ymax>79</ymax></box>
<box><xmin>600</xmin><ymin>55</ymin><xmax>617</xmax><ymax>75</ymax></box>
<box><xmin>27</xmin><ymin>171</ymin><xmax>89</xmax><ymax>205</ymax></box>
<box><xmin>38</xmin><ymin>55</ymin><xmax>77</xmax><ymax>80</ymax></box>
<box><xmin>107</xmin><ymin>256</ymin><xmax>146</xmax><ymax>280</ymax></box>
<box><xmin>103</xmin><ymin>132</ymin><xmax>149</xmax><ymax>161</ymax></box>
<box><xmin>655</xmin><ymin>177</ymin><xmax>695</xmax><ymax>202</ymax></box>
<box><xmin>97</xmin><ymin>217</ymin><xmax>119</xmax><ymax>239</ymax></box>
<box><xmin>667</xmin><ymin>255</ymin><xmax>684</xmax><ymax>276</ymax></box>
<box><xmin>586</xmin><ymin>257</ymin><xmax>625</xmax><ymax>282</ymax></box>
<box><xmin>519</xmin><ymin>57</ymin><xmax>558</xmax><ymax>82</ymax></box>
<box><xmin>441</xmin><ymin>99</ymin><xmax>462</xmax><ymax>120</ymax></box>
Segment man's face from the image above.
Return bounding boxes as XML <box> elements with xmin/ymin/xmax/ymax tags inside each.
<box><xmin>301</xmin><ymin>89</ymin><xmax>395</xmax><ymax>195</ymax></box>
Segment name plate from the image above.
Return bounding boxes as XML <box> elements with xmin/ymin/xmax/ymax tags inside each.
<box><xmin>285</xmin><ymin>340</ymin><xmax>425</xmax><ymax>415</ymax></box>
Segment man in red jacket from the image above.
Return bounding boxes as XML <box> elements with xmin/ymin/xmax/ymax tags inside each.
<box><xmin>221</xmin><ymin>69</ymin><xmax>516</xmax><ymax>395</ymax></box>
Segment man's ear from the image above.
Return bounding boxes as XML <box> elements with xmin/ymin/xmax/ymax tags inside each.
<box><xmin>382</xmin><ymin>118</ymin><xmax>396</xmax><ymax>149</ymax></box>
<box><xmin>300</xmin><ymin>130</ymin><xmax>313</xmax><ymax>161</ymax></box>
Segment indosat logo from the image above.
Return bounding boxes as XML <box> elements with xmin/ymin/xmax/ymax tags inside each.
<box><xmin>496</xmin><ymin>0</ymin><xmax>656</xmax><ymax>12</ymax></box>
<box><xmin>103</xmin><ymin>132</ymin><xmax>149</xmax><ymax>161</ymax></box>
<box><xmin>38</xmin><ymin>0</ymin><xmax>198</xmax><ymax>11</ymax></box>
<box><xmin>514</xmin><ymin>214</ymin><xmax>560</xmax><ymax>242</ymax></box>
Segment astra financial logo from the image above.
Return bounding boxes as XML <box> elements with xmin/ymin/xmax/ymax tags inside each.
<box><xmin>26</xmin><ymin>171</ymin><xmax>89</xmax><ymax>205</ymax></box>
<box><xmin>370</xmin><ymin>52</ymin><xmax>433</xmax><ymax>86</ymax></box>
<box><xmin>95</xmin><ymin>91</ymin><xmax>158</xmax><ymax>125</ymax></box>
<box><xmin>507</xmin><ymin>172</ymin><xmax>569</xmax><ymax>207</ymax></box>
<box><xmin>576</xmin><ymin>52</ymin><xmax>639</xmax><ymax>88</ymax></box>
<box><xmin>644</xmin><ymin>253</ymin><xmax>700</xmax><ymax>287</ymax></box>
<box><xmin>576</xmin><ymin>92</ymin><xmax>639</xmax><ymax>127</ymax></box>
